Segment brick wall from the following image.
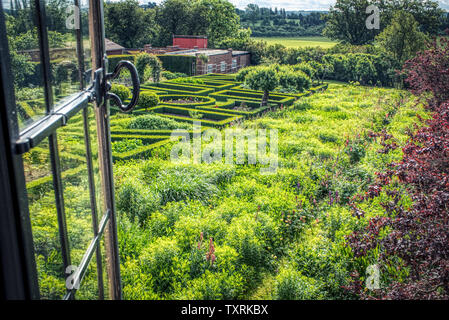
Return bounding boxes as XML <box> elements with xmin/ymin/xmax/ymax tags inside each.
<box><xmin>173</xmin><ymin>37</ymin><xmax>207</xmax><ymax>49</ymax></box>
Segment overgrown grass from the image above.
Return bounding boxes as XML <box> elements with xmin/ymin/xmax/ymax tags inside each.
<box><xmin>28</xmin><ymin>82</ymin><xmax>427</xmax><ymax>300</ymax></box>
<box><xmin>113</xmin><ymin>82</ymin><xmax>427</xmax><ymax>300</ymax></box>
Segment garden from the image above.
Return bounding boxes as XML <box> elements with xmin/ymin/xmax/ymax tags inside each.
<box><xmin>7</xmin><ymin>0</ymin><xmax>449</xmax><ymax>301</ymax></box>
<box><xmin>22</xmin><ymin>66</ymin><xmax>431</xmax><ymax>299</ymax></box>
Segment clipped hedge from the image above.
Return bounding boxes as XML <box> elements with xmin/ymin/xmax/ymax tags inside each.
<box><xmin>152</xmin><ymin>82</ymin><xmax>214</xmax><ymax>96</ymax></box>
<box><xmin>193</xmin><ymin>103</ymin><xmax>271</xmax><ymax>117</ymax></box>
<box><xmin>166</xmin><ymin>79</ymin><xmax>237</xmax><ymax>91</ymax></box>
<box><xmin>112</xmin><ymin>138</ymin><xmax>175</xmax><ymax>161</ymax></box>
<box><xmin>27</xmin><ymin>165</ymin><xmax>86</xmax><ymax>201</ymax></box>
<box><xmin>146</xmin><ymin>105</ymin><xmax>242</xmax><ymax>127</ymax></box>
<box><xmin>111</xmin><ymin>128</ymin><xmax>206</xmax><ymax>138</ymax></box>
<box><xmin>158</xmin><ymin>95</ymin><xmax>216</xmax><ymax>107</ymax></box>
<box><xmin>157</xmin><ymin>55</ymin><xmax>196</xmax><ymax>76</ymax></box>
<box><xmin>107</xmin><ymin>54</ymin><xmax>136</xmax><ymax>72</ymax></box>
<box><xmin>211</xmin><ymin>89</ymin><xmax>296</xmax><ymax>107</ymax></box>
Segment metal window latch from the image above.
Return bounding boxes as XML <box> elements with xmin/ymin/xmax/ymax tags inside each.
<box><xmin>88</xmin><ymin>68</ymin><xmax>104</xmax><ymax>104</ymax></box>
<box><xmin>88</xmin><ymin>60</ymin><xmax>140</xmax><ymax>113</ymax></box>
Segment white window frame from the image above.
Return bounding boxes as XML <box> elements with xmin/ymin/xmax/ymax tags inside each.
<box><xmin>232</xmin><ymin>59</ymin><xmax>237</xmax><ymax>69</ymax></box>
<box><xmin>220</xmin><ymin>61</ymin><xmax>226</xmax><ymax>72</ymax></box>
<box><xmin>207</xmin><ymin>64</ymin><xmax>213</xmax><ymax>74</ymax></box>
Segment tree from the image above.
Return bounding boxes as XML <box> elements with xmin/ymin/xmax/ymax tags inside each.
<box><xmin>278</xmin><ymin>67</ymin><xmax>311</xmax><ymax>92</ymax></box>
<box><xmin>323</xmin><ymin>0</ymin><xmax>379</xmax><ymax>45</ymax></box>
<box><xmin>104</xmin><ymin>0</ymin><xmax>159</xmax><ymax>48</ymax></box>
<box><xmin>5</xmin><ymin>13</ymin><xmax>38</xmax><ymax>87</ymax></box>
<box><xmin>381</xmin><ymin>0</ymin><xmax>444</xmax><ymax>35</ymax></box>
<box><xmin>243</xmin><ymin>66</ymin><xmax>279</xmax><ymax>106</ymax></box>
<box><xmin>245</xmin><ymin>3</ymin><xmax>260</xmax><ymax>25</ymax></box>
<box><xmin>156</xmin><ymin>0</ymin><xmax>192</xmax><ymax>46</ymax></box>
<box><xmin>45</xmin><ymin>0</ymin><xmax>71</xmax><ymax>34</ymax></box>
<box><xmin>375</xmin><ymin>11</ymin><xmax>428</xmax><ymax>64</ymax></box>
<box><xmin>192</xmin><ymin>0</ymin><xmax>240</xmax><ymax>47</ymax></box>
<box><xmin>323</xmin><ymin>0</ymin><xmax>443</xmax><ymax>45</ymax></box>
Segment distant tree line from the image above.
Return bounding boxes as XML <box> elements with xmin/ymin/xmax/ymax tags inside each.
<box><xmin>236</xmin><ymin>4</ymin><xmax>326</xmax><ymax>37</ymax></box>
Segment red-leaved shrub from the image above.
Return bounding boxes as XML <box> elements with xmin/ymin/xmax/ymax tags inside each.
<box><xmin>403</xmin><ymin>35</ymin><xmax>449</xmax><ymax>110</ymax></box>
<box><xmin>346</xmin><ymin>37</ymin><xmax>449</xmax><ymax>299</ymax></box>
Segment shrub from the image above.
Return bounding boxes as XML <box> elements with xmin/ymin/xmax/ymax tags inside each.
<box><xmin>274</xmin><ymin>265</ymin><xmax>323</xmax><ymax>300</ymax></box>
<box><xmin>116</xmin><ymin>178</ymin><xmax>161</xmax><ymax>224</ymax></box>
<box><xmin>137</xmin><ymin>91</ymin><xmax>159</xmax><ymax>109</ymax></box>
<box><xmin>139</xmin><ymin>238</ymin><xmax>181</xmax><ymax>294</ymax></box>
<box><xmin>127</xmin><ymin>114</ymin><xmax>191</xmax><ymax>130</ymax></box>
<box><xmin>226</xmin><ymin>215</ymin><xmax>272</xmax><ymax>274</ymax></box>
<box><xmin>175</xmin><ymin>270</ymin><xmax>245</xmax><ymax>300</ymax></box>
<box><xmin>154</xmin><ymin>168</ymin><xmax>220</xmax><ymax>206</ymax></box>
<box><xmin>110</xmin><ymin>83</ymin><xmax>130</xmax><ymax>102</ymax></box>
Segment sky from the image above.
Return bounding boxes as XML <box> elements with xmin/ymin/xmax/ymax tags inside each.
<box><xmin>144</xmin><ymin>0</ymin><xmax>449</xmax><ymax>11</ymax></box>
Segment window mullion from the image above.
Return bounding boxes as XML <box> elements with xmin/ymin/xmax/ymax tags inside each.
<box><xmin>34</xmin><ymin>0</ymin><xmax>72</xmax><ymax>283</ymax></box>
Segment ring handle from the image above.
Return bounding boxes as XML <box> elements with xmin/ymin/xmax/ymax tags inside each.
<box><xmin>106</xmin><ymin>60</ymin><xmax>140</xmax><ymax>113</ymax></box>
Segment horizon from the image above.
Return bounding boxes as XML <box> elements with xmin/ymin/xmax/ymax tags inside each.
<box><xmin>141</xmin><ymin>0</ymin><xmax>449</xmax><ymax>11</ymax></box>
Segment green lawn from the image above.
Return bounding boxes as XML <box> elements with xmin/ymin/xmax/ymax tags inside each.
<box><xmin>252</xmin><ymin>36</ymin><xmax>338</xmax><ymax>49</ymax></box>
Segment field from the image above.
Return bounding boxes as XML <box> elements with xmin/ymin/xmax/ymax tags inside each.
<box><xmin>21</xmin><ymin>73</ymin><xmax>427</xmax><ymax>299</ymax></box>
<box><xmin>251</xmin><ymin>36</ymin><xmax>338</xmax><ymax>49</ymax></box>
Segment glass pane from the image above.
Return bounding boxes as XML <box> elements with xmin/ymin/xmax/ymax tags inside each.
<box><xmin>3</xmin><ymin>0</ymin><xmax>47</xmax><ymax>131</ymax></box>
<box><xmin>45</xmin><ymin>0</ymin><xmax>82</xmax><ymax>105</ymax></box>
<box><xmin>80</xmin><ymin>0</ymin><xmax>91</xmax><ymax>87</ymax></box>
<box><xmin>57</xmin><ymin>106</ymin><xmax>103</xmax><ymax>299</ymax></box>
<box><xmin>23</xmin><ymin>138</ymin><xmax>66</xmax><ymax>299</ymax></box>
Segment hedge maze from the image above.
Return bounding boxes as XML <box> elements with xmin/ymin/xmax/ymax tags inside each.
<box><xmin>19</xmin><ymin>73</ymin><xmax>327</xmax><ymax>196</ymax></box>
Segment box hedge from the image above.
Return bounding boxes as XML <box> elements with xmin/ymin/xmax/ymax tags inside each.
<box><xmin>156</xmin><ymin>55</ymin><xmax>196</xmax><ymax>76</ymax></box>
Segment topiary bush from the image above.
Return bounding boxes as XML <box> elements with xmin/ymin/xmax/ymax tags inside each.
<box><xmin>135</xmin><ymin>53</ymin><xmax>163</xmax><ymax>83</ymax></box>
<box><xmin>137</xmin><ymin>91</ymin><xmax>159</xmax><ymax>110</ymax></box>
<box><xmin>235</xmin><ymin>66</ymin><xmax>257</xmax><ymax>82</ymax></box>
<box><xmin>127</xmin><ymin>114</ymin><xmax>191</xmax><ymax>130</ymax></box>
<box><xmin>293</xmin><ymin>62</ymin><xmax>315</xmax><ymax>79</ymax></box>
<box><xmin>110</xmin><ymin>83</ymin><xmax>130</xmax><ymax>102</ymax></box>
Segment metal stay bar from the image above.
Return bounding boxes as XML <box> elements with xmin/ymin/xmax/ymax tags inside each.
<box><xmin>15</xmin><ymin>90</ymin><xmax>92</xmax><ymax>154</ymax></box>
<box><xmin>63</xmin><ymin>209</ymin><xmax>111</xmax><ymax>300</ymax></box>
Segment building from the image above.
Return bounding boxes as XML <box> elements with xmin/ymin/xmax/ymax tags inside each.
<box><xmin>172</xmin><ymin>35</ymin><xmax>207</xmax><ymax>49</ymax></box>
<box><xmin>105</xmin><ymin>38</ymin><xmax>126</xmax><ymax>55</ymax></box>
<box><xmin>144</xmin><ymin>35</ymin><xmax>250</xmax><ymax>75</ymax></box>
<box><xmin>168</xmin><ymin>48</ymin><xmax>250</xmax><ymax>75</ymax></box>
